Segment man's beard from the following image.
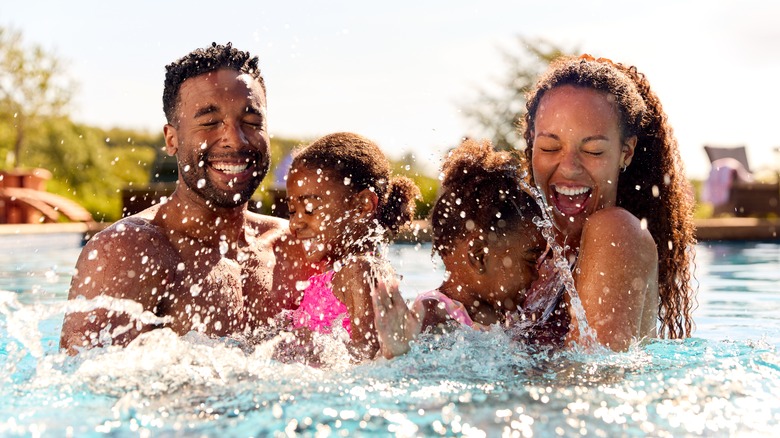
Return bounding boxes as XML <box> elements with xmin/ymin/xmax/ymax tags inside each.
<box><xmin>178</xmin><ymin>151</ymin><xmax>270</xmax><ymax>209</ymax></box>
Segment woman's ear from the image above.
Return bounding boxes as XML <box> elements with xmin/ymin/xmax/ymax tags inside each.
<box><xmin>467</xmin><ymin>238</ymin><xmax>488</xmax><ymax>275</ymax></box>
<box><xmin>163</xmin><ymin>124</ymin><xmax>179</xmax><ymax>156</ymax></box>
<box><xmin>621</xmin><ymin>135</ymin><xmax>638</xmax><ymax>167</ymax></box>
<box><xmin>355</xmin><ymin>188</ymin><xmax>379</xmax><ymax>218</ymax></box>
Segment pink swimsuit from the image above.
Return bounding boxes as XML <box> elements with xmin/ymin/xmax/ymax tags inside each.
<box><xmin>413</xmin><ymin>289</ymin><xmax>487</xmax><ymax>330</ymax></box>
<box><xmin>291</xmin><ymin>270</ymin><xmax>351</xmax><ymax>334</ymax></box>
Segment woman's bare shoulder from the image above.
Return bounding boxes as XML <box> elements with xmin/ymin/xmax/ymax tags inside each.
<box><xmin>583</xmin><ymin>207</ymin><xmax>655</xmax><ymax>249</ymax></box>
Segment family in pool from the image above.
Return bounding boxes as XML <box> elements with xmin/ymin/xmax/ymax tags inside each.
<box><xmin>59</xmin><ymin>43</ymin><xmax>696</xmax><ymax>360</ymax></box>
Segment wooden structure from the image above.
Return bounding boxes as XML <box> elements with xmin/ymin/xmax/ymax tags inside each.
<box><xmin>0</xmin><ymin>169</ymin><xmax>94</xmax><ymax>224</ymax></box>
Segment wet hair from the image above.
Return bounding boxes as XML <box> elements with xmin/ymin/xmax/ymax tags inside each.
<box><xmin>291</xmin><ymin>132</ymin><xmax>420</xmax><ymax>237</ymax></box>
<box><xmin>163</xmin><ymin>42</ymin><xmax>265</xmax><ymax>125</ymax></box>
<box><xmin>521</xmin><ymin>55</ymin><xmax>696</xmax><ymax>339</ymax></box>
<box><xmin>431</xmin><ymin>139</ymin><xmax>542</xmax><ymax>257</ymax></box>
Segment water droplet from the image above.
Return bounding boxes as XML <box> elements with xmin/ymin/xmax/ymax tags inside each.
<box><xmin>233</xmin><ymin>194</ymin><xmax>241</xmax><ymax>202</ymax></box>
<box><xmin>219</xmin><ymin>240</ymin><xmax>229</xmax><ymax>255</ymax></box>
<box><xmin>190</xmin><ymin>284</ymin><xmax>203</xmax><ymax>297</ymax></box>
<box><xmin>183</xmin><ymin>165</ymin><xmax>191</xmax><ymax>172</ymax></box>
<box><xmin>88</xmin><ymin>250</ymin><xmax>98</xmax><ymax>260</ymax></box>
<box><xmin>177</xmin><ymin>263</ymin><xmax>186</xmax><ymax>271</ymax></box>
<box><xmin>459</xmin><ymin>211</ymin><xmax>466</xmax><ymax>218</ymax></box>
<box><xmin>343</xmin><ymin>177</ymin><xmax>351</xmax><ymax>185</ymax></box>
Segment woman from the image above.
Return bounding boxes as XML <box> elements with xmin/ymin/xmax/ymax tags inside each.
<box><xmin>521</xmin><ymin>55</ymin><xmax>696</xmax><ymax>350</ymax></box>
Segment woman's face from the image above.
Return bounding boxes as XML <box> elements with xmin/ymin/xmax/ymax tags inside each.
<box><xmin>531</xmin><ymin>85</ymin><xmax>635</xmax><ymax>242</ymax></box>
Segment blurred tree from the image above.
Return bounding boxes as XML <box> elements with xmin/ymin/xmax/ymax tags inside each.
<box><xmin>461</xmin><ymin>37</ymin><xmax>573</xmax><ymax>151</ymax></box>
<box><xmin>393</xmin><ymin>151</ymin><xmax>439</xmax><ymax>219</ymax></box>
<box><xmin>0</xmin><ymin>26</ymin><xmax>74</xmax><ymax>168</ymax></box>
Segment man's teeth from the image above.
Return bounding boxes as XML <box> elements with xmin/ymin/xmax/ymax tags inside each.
<box><xmin>211</xmin><ymin>162</ymin><xmax>249</xmax><ymax>174</ymax></box>
<box><xmin>555</xmin><ymin>186</ymin><xmax>590</xmax><ymax>196</ymax></box>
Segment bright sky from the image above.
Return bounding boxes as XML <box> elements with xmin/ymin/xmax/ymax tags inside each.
<box><xmin>3</xmin><ymin>1</ymin><xmax>780</xmax><ymax>179</ymax></box>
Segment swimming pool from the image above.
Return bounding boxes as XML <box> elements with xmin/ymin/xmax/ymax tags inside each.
<box><xmin>2</xmin><ymin>233</ymin><xmax>779</xmax><ymax>436</ymax></box>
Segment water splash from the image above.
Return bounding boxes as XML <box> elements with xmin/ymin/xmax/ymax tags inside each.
<box><xmin>519</xmin><ymin>179</ymin><xmax>598</xmax><ymax>348</ymax></box>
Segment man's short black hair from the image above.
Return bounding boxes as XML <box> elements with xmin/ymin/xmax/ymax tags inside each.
<box><xmin>162</xmin><ymin>42</ymin><xmax>265</xmax><ymax>125</ymax></box>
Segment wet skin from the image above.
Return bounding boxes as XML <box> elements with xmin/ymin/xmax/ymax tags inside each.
<box><xmin>531</xmin><ymin>85</ymin><xmax>658</xmax><ymax>350</ymax></box>
<box><xmin>60</xmin><ymin>69</ymin><xmax>311</xmax><ymax>354</ymax></box>
<box><xmin>285</xmin><ymin>164</ymin><xmax>382</xmax><ymax>358</ymax></box>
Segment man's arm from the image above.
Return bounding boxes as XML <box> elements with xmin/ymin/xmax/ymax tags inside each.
<box><xmin>60</xmin><ymin>220</ymin><xmax>175</xmax><ymax>354</ymax></box>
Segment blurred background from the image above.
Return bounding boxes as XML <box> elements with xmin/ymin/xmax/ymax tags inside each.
<box><xmin>2</xmin><ymin>1</ymin><xmax>779</xmax><ymax>222</ymax></box>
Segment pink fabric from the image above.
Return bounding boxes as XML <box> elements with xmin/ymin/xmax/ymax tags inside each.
<box><xmin>291</xmin><ymin>270</ymin><xmax>351</xmax><ymax>334</ymax></box>
<box><xmin>413</xmin><ymin>289</ymin><xmax>481</xmax><ymax>329</ymax></box>
<box><xmin>702</xmin><ymin>158</ymin><xmax>754</xmax><ymax>206</ymax></box>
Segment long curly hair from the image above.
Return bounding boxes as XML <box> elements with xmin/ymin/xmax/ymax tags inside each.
<box><xmin>521</xmin><ymin>55</ymin><xmax>696</xmax><ymax>339</ymax></box>
<box><xmin>163</xmin><ymin>42</ymin><xmax>265</xmax><ymax>125</ymax></box>
<box><xmin>431</xmin><ymin>139</ymin><xmax>542</xmax><ymax>257</ymax></box>
<box><xmin>292</xmin><ymin>132</ymin><xmax>420</xmax><ymax>238</ymax></box>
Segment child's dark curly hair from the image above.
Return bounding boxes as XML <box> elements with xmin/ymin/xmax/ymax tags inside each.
<box><xmin>431</xmin><ymin>139</ymin><xmax>542</xmax><ymax>257</ymax></box>
<box><xmin>292</xmin><ymin>132</ymin><xmax>420</xmax><ymax>237</ymax></box>
<box><xmin>163</xmin><ymin>42</ymin><xmax>265</xmax><ymax>125</ymax></box>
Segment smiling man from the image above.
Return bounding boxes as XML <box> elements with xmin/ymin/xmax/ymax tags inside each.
<box><xmin>60</xmin><ymin>43</ymin><xmax>310</xmax><ymax>354</ymax></box>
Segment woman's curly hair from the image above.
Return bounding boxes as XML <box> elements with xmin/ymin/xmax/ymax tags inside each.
<box><xmin>292</xmin><ymin>132</ymin><xmax>420</xmax><ymax>238</ymax></box>
<box><xmin>521</xmin><ymin>56</ymin><xmax>696</xmax><ymax>339</ymax></box>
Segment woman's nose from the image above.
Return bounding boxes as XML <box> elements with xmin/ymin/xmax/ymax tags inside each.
<box><xmin>558</xmin><ymin>150</ymin><xmax>583</xmax><ymax>177</ymax></box>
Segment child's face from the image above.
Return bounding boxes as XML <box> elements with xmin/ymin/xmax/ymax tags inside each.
<box><xmin>480</xmin><ymin>223</ymin><xmax>546</xmax><ymax>311</ymax></box>
<box><xmin>286</xmin><ymin>165</ymin><xmax>359</xmax><ymax>265</ymax></box>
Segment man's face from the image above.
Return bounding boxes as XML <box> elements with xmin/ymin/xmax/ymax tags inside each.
<box><xmin>164</xmin><ymin>68</ymin><xmax>270</xmax><ymax>208</ymax></box>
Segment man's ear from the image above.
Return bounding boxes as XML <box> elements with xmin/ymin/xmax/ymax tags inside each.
<box><xmin>621</xmin><ymin>135</ymin><xmax>637</xmax><ymax>167</ymax></box>
<box><xmin>163</xmin><ymin>124</ymin><xmax>179</xmax><ymax>156</ymax></box>
<box><xmin>467</xmin><ymin>238</ymin><xmax>487</xmax><ymax>275</ymax></box>
<box><xmin>355</xmin><ymin>188</ymin><xmax>379</xmax><ymax>218</ymax></box>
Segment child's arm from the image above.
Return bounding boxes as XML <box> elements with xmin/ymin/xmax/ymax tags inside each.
<box><xmin>369</xmin><ymin>275</ymin><xmax>424</xmax><ymax>359</ymax></box>
<box><xmin>331</xmin><ymin>258</ymin><xmax>381</xmax><ymax>360</ymax></box>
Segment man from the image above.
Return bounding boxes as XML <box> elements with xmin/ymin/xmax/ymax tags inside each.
<box><xmin>60</xmin><ymin>43</ymin><xmax>310</xmax><ymax>354</ymax></box>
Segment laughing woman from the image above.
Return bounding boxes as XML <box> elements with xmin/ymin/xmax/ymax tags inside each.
<box><xmin>521</xmin><ymin>55</ymin><xmax>696</xmax><ymax>351</ymax></box>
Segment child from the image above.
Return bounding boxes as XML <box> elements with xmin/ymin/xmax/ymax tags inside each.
<box><xmin>284</xmin><ymin>132</ymin><xmax>420</xmax><ymax>360</ymax></box>
<box><xmin>372</xmin><ymin>139</ymin><xmax>547</xmax><ymax>358</ymax></box>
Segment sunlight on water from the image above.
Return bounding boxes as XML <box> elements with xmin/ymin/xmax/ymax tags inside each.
<box><xmin>1</xmin><ymin>235</ymin><xmax>780</xmax><ymax>435</ymax></box>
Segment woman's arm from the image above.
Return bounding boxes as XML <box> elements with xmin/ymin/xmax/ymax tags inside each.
<box><xmin>568</xmin><ymin>207</ymin><xmax>659</xmax><ymax>351</ymax></box>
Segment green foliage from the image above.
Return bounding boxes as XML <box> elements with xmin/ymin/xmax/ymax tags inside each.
<box><xmin>392</xmin><ymin>152</ymin><xmax>438</xmax><ymax>219</ymax></box>
<box><xmin>462</xmin><ymin>37</ymin><xmax>573</xmax><ymax>151</ymax></box>
<box><xmin>20</xmin><ymin>117</ymin><xmax>158</xmax><ymax>221</ymax></box>
<box><xmin>0</xmin><ymin>26</ymin><xmax>74</xmax><ymax>167</ymax></box>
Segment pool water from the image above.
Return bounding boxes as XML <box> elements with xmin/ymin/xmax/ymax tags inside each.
<box><xmin>1</xmin><ymin>233</ymin><xmax>780</xmax><ymax>436</ymax></box>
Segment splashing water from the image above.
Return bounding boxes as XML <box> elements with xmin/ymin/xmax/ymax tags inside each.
<box><xmin>519</xmin><ymin>178</ymin><xmax>599</xmax><ymax>348</ymax></box>
<box><xmin>1</xmin><ymin>238</ymin><xmax>780</xmax><ymax>435</ymax></box>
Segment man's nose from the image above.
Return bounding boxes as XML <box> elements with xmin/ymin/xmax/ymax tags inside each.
<box><xmin>221</xmin><ymin>121</ymin><xmax>249</xmax><ymax>148</ymax></box>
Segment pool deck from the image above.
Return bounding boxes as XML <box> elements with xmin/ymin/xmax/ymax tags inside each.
<box><xmin>1</xmin><ymin>217</ymin><xmax>778</xmax><ymax>242</ymax></box>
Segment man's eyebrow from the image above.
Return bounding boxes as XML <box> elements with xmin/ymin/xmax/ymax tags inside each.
<box><xmin>193</xmin><ymin>104</ymin><xmax>219</xmax><ymax>119</ymax></box>
<box><xmin>245</xmin><ymin>105</ymin><xmax>264</xmax><ymax>117</ymax></box>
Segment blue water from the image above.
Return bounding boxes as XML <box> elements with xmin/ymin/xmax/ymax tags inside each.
<box><xmin>1</xmin><ymin>233</ymin><xmax>780</xmax><ymax>436</ymax></box>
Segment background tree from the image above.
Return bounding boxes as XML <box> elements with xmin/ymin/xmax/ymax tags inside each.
<box><xmin>461</xmin><ymin>37</ymin><xmax>573</xmax><ymax>151</ymax></box>
<box><xmin>0</xmin><ymin>26</ymin><xmax>74</xmax><ymax>168</ymax></box>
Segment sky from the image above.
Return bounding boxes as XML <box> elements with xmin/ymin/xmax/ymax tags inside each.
<box><xmin>3</xmin><ymin>1</ymin><xmax>780</xmax><ymax>180</ymax></box>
